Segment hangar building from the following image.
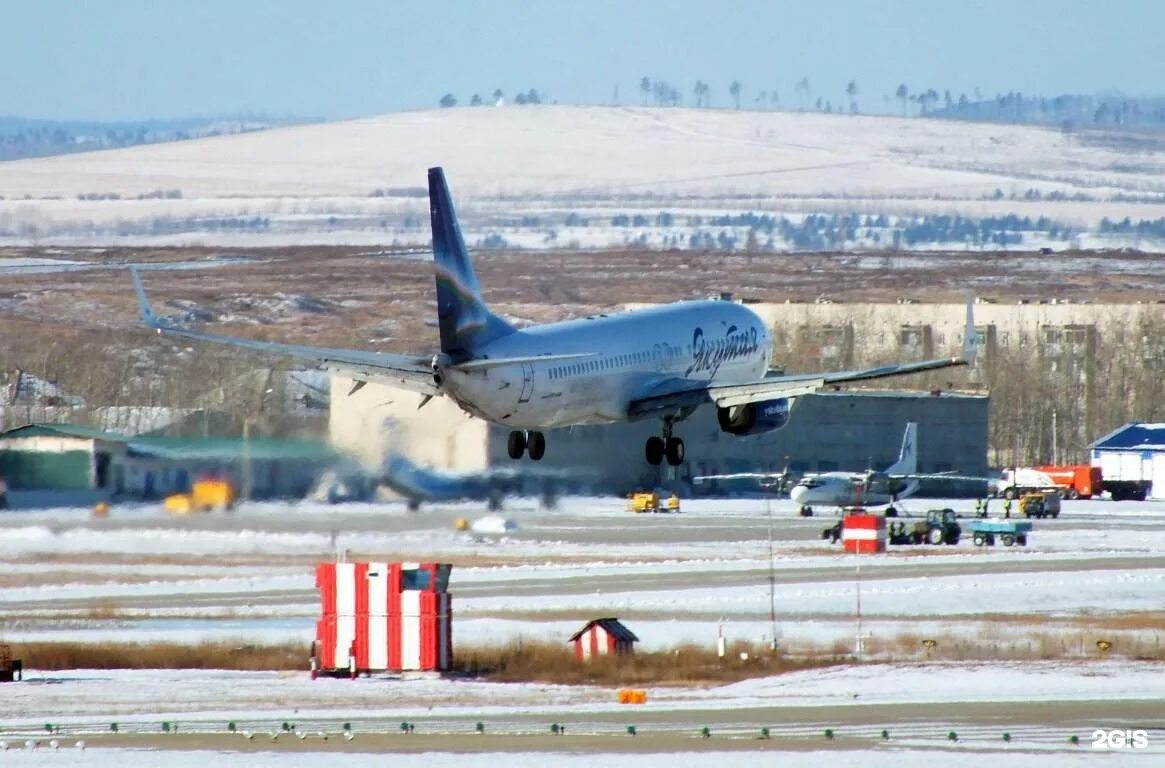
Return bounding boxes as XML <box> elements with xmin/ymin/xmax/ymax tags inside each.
<box><xmin>329</xmin><ymin>377</ymin><xmax>988</xmax><ymax>493</ymax></box>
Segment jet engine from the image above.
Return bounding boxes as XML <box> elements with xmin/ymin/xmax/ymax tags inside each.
<box><xmin>716</xmin><ymin>397</ymin><xmax>794</xmax><ymax>436</ymax></box>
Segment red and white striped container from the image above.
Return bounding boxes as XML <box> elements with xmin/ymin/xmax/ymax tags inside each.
<box><xmin>314</xmin><ymin>562</ymin><xmax>452</xmax><ymax>674</ymax></box>
<box><xmin>842</xmin><ymin>514</ymin><xmax>887</xmax><ymax>554</ymax></box>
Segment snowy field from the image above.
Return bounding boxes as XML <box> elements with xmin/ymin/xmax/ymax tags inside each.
<box><xmin>2</xmin><ymin>496</ymin><xmax>1164</xmax><ymax>761</ymax></box>
<box><xmin>1</xmin><ymin>107</ymin><xmax>1164</xmax><ymax>250</ymax></box>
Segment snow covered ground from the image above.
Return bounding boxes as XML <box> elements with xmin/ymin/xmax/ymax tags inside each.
<box><xmin>1</xmin><ymin>107</ymin><xmax>1163</xmax><ymax>250</ymax></box>
<box><xmin>1</xmin><ymin>663</ymin><xmax>1163</xmax><ymax>764</ymax></box>
<box><xmin>3</xmin><ymin>497</ymin><xmax>1165</xmax><ymax>653</ymax></box>
<box><xmin>2</xmin><ymin>496</ymin><xmax>1163</xmax><ymax>761</ymax></box>
<box><xmin>4</xmin><ymin>750</ymin><xmax>1161</xmax><ymax>768</ymax></box>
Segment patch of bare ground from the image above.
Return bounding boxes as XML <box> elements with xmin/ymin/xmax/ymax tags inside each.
<box><xmin>3</xmin><ymin>245</ymin><xmax>1165</xmax><ymax>356</ymax></box>
<box><xmin>7</xmin><ymin>624</ymin><xmax>1163</xmax><ymax>682</ymax></box>
<box><xmin>857</xmin><ymin>628</ymin><xmax>1165</xmax><ymax>662</ymax></box>
<box><xmin>3</xmin><ymin>639</ymin><xmax>308</xmax><ymax>671</ymax></box>
<box><xmin>450</xmin><ymin>639</ymin><xmax>841</xmax><ymax>686</ymax></box>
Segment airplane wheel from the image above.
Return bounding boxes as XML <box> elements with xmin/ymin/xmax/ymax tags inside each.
<box><xmin>645</xmin><ymin>436</ymin><xmax>664</xmax><ymax>465</ymax></box>
<box><xmin>665</xmin><ymin>437</ymin><xmax>685</xmax><ymax>466</ymax></box>
<box><xmin>885</xmin><ymin>506</ymin><xmax>898</xmax><ymax>518</ymax></box>
<box><xmin>800</xmin><ymin>506</ymin><xmax>812</xmax><ymax>517</ymax></box>
<box><xmin>507</xmin><ymin>430</ymin><xmax>527</xmax><ymax>459</ymax></box>
<box><xmin>527</xmin><ymin>431</ymin><xmax>546</xmax><ymax>461</ymax></box>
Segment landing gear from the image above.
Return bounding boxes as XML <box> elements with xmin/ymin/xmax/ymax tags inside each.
<box><xmin>799</xmin><ymin>505</ymin><xmax>813</xmax><ymax>517</ymax></box>
<box><xmin>507</xmin><ymin>430</ymin><xmax>526</xmax><ymax>459</ymax></box>
<box><xmin>644</xmin><ymin>421</ymin><xmax>684</xmax><ymax>466</ymax></box>
<box><xmin>527</xmin><ymin>431</ymin><xmax>546</xmax><ymax>461</ymax></box>
<box><xmin>507</xmin><ymin>430</ymin><xmax>547</xmax><ymax>461</ymax></box>
<box><xmin>645</xmin><ymin>436</ymin><xmax>664</xmax><ymax>465</ymax></box>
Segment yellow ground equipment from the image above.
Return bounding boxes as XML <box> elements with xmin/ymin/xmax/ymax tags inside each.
<box><xmin>627</xmin><ymin>492</ymin><xmax>681</xmax><ymax>513</ymax></box>
<box><xmin>164</xmin><ymin>477</ymin><xmax>236</xmax><ymax>515</ymax></box>
<box><xmin>627</xmin><ymin>492</ymin><xmax>659</xmax><ymax>513</ymax></box>
<box><xmin>1019</xmin><ymin>491</ymin><xmax>1061</xmax><ymax>519</ymax></box>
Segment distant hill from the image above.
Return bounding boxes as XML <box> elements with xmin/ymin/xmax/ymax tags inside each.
<box><xmin>929</xmin><ymin>93</ymin><xmax>1165</xmax><ymax>132</ymax></box>
<box><xmin>0</xmin><ymin>106</ymin><xmax>1162</xmax><ymax>251</ymax></box>
<box><xmin>0</xmin><ymin>114</ymin><xmax>322</xmax><ymax>162</ymax></box>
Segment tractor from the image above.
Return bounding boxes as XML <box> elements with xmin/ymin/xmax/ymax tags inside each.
<box><xmin>917</xmin><ymin>508</ymin><xmax>961</xmax><ymax>545</ymax></box>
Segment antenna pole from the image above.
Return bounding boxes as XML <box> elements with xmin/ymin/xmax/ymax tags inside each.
<box><xmin>767</xmin><ymin>497</ymin><xmax>777</xmax><ymax>650</ymax></box>
<box><xmin>855</xmin><ymin>561</ymin><xmax>863</xmax><ymax>660</ymax></box>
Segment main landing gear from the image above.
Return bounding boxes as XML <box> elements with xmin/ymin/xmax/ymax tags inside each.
<box><xmin>507</xmin><ymin>430</ymin><xmax>546</xmax><ymax>461</ymax></box>
<box><xmin>645</xmin><ymin>421</ymin><xmax>685</xmax><ymax>466</ymax></box>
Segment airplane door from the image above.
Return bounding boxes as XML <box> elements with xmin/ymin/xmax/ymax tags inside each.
<box><xmin>518</xmin><ymin>363</ymin><xmax>535</xmax><ymax>403</ymax></box>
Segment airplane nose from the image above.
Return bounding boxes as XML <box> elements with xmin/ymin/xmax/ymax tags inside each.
<box><xmin>789</xmin><ymin>485</ymin><xmax>807</xmax><ymax>504</ymax></box>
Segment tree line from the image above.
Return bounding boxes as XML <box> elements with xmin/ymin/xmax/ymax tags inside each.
<box><xmin>437</xmin><ymin>77</ymin><xmax>1165</xmax><ymax>133</ymax></box>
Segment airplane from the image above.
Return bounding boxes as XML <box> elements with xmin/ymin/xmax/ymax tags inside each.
<box><xmin>789</xmin><ymin>422</ymin><xmax>921</xmax><ymax>517</ymax></box>
<box><xmin>697</xmin><ymin>423</ymin><xmax>987</xmax><ymax>517</ymax></box>
<box><xmin>131</xmin><ymin>167</ymin><xmax>975</xmax><ymax>467</ymax></box>
<box><xmin>312</xmin><ymin>452</ymin><xmax>587</xmax><ymax>510</ymax></box>
<box><xmin>377</xmin><ymin>452</ymin><xmax>583</xmax><ymax>511</ymax></box>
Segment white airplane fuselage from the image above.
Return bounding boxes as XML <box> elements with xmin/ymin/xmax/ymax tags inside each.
<box><xmin>440</xmin><ymin>300</ymin><xmax>772</xmax><ymax>429</ymax></box>
<box><xmin>789</xmin><ymin>474</ymin><xmax>920</xmax><ymax>509</ymax></box>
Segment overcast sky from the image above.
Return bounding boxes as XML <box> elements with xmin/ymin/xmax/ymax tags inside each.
<box><xmin>2</xmin><ymin>0</ymin><xmax>1161</xmax><ymax>122</ymax></box>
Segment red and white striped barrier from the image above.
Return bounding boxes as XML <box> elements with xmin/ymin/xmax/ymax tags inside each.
<box><xmin>314</xmin><ymin>562</ymin><xmax>452</xmax><ymax>674</ymax></box>
<box><xmin>842</xmin><ymin>514</ymin><xmax>887</xmax><ymax>554</ymax></box>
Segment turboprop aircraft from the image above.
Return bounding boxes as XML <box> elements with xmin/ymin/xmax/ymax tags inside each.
<box><xmin>132</xmin><ymin>167</ymin><xmax>974</xmax><ymax>466</ymax></box>
<box><xmin>697</xmin><ymin>423</ymin><xmax>989</xmax><ymax>516</ymax></box>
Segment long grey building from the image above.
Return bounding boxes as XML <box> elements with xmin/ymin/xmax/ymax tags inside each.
<box><xmin>331</xmin><ymin>376</ymin><xmax>988</xmax><ymax>494</ymax></box>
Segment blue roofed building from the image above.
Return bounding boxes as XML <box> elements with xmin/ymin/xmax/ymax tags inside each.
<box><xmin>1089</xmin><ymin>423</ymin><xmax>1165</xmax><ymax>501</ymax></box>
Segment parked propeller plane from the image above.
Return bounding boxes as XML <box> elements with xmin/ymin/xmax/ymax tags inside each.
<box><xmin>697</xmin><ymin>423</ymin><xmax>989</xmax><ymax>516</ymax></box>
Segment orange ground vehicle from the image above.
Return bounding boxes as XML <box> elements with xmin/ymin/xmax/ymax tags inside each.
<box><xmin>1032</xmin><ymin>464</ymin><xmax>1103</xmax><ymax>499</ymax></box>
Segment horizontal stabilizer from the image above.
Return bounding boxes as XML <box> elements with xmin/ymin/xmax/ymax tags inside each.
<box><xmin>130</xmin><ymin>266</ymin><xmax>439</xmax><ymax>395</ymax></box>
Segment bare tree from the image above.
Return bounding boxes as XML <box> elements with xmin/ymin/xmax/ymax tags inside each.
<box><xmin>796</xmin><ymin>77</ymin><xmax>810</xmax><ymax>110</ymax></box>
<box><xmin>729</xmin><ymin>80</ymin><xmax>742</xmax><ymax>109</ymax></box>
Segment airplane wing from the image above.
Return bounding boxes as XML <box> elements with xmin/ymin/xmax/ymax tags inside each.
<box><xmin>631</xmin><ymin>297</ymin><xmax>977</xmax><ymax>420</ymax></box>
<box><xmin>693</xmin><ymin>471</ymin><xmax>795</xmax><ymax>491</ymax></box>
<box><xmin>889</xmin><ymin>472</ymin><xmax>994</xmax><ymax>482</ymax></box>
<box><xmin>628</xmin><ymin>357</ymin><xmax>962</xmax><ymax>419</ymax></box>
<box><xmin>131</xmin><ymin>267</ymin><xmax>438</xmax><ymax>395</ymax></box>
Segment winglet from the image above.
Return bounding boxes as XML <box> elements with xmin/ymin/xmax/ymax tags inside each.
<box><xmin>962</xmin><ymin>295</ymin><xmax>978</xmax><ymax>365</ymax></box>
<box><xmin>130</xmin><ymin>266</ymin><xmax>161</xmax><ymax>330</ymax></box>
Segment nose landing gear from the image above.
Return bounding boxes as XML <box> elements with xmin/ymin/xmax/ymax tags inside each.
<box><xmin>507</xmin><ymin>430</ymin><xmax>546</xmax><ymax>460</ymax></box>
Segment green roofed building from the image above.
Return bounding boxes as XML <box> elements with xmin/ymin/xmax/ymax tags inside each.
<box><xmin>0</xmin><ymin>424</ymin><xmax>336</xmax><ymax>508</ymax></box>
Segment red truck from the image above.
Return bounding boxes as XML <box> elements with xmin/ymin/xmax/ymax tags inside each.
<box><xmin>1032</xmin><ymin>464</ymin><xmax>1103</xmax><ymax>499</ymax></box>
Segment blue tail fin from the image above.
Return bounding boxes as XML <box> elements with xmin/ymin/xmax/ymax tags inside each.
<box><xmin>428</xmin><ymin>167</ymin><xmax>514</xmax><ymax>357</ymax></box>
